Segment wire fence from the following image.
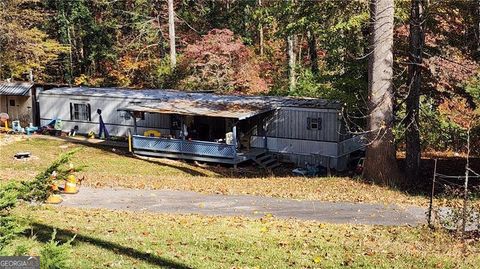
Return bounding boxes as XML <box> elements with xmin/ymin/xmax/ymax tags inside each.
<box><xmin>428</xmin><ymin>159</ymin><xmax>480</xmax><ymax>234</ymax></box>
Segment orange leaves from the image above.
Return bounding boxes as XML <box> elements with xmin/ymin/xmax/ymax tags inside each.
<box><xmin>180</xmin><ymin>29</ymin><xmax>268</xmax><ymax>95</ymax></box>
<box><xmin>438</xmin><ymin>97</ymin><xmax>479</xmax><ymax>129</ymax></box>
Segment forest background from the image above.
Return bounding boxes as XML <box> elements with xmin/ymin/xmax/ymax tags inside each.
<box><xmin>1</xmin><ymin>0</ymin><xmax>479</xmax><ymax>158</ymax></box>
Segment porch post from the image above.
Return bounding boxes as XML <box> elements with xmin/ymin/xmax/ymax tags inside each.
<box><xmin>232</xmin><ymin>124</ymin><xmax>237</xmax><ymax>168</ymax></box>
<box><xmin>180</xmin><ymin>116</ymin><xmax>185</xmax><ymax>140</ymax></box>
<box><xmin>132</xmin><ymin>114</ymin><xmax>138</xmax><ymax>135</ymax></box>
<box><xmin>180</xmin><ymin>115</ymin><xmax>185</xmax><ymax>159</ymax></box>
<box><xmin>263</xmin><ymin>123</ymin><xmax>268</xmax><ymax>149</ymax></box>
<box><xmin>127</xmin><ymin>128</ymin><xmax>133</xmax><ymax>153</ymax></box>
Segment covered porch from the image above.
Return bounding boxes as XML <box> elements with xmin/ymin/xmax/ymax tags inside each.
<box><xmin>119</xmin><ymin>99</ymin><xmax>273</xmax><ymax>165</ymax></box>
<box><xmin>131</xmin><ymin>135</ymin><xmax>267</xmax><ymax>164</ymax></box>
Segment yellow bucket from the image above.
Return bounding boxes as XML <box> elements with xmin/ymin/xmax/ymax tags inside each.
<box><xmin>64</xmin><ymin>181</ymin><xmax>78</xmax><ymax>194</ymax></box>
<box><xmin>46</xmin><ymin>194</ymin><xmax>63</xmax><ymax>204</ymax></box>
<box><xmin>66</xmin><ymin>174</ymin><xmax>76</xmax><ymax>183</ymax></box>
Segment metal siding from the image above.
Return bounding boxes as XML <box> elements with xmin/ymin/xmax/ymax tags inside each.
<box><xmin>39</xmin><ymin>94</ymin><xmax>171</xmax><ymax>136</ymax></box>
<box><xmin>256</xmin><ymin>107</ymin><xmax>351</xmax><ymax>171</ymax></box>
<box><xmin>251</xmin><ymin>136</ymin><xmax>338</xmax><ymax>156</ymax></box>
<box><xmin>265</xmin><ymin>107</ymin><xmax>339</xmax><ymax>142</ymax></box>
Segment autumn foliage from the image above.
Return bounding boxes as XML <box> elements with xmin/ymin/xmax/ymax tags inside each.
<box><xmin>179</xmin><ymin>29</ymin><xmax>268</xmax><ymax>95</ymax></box>
<box><xmin>439</xmin><ymin>97</ymin><xmax>479</xmax><ymax>130</ymax></box>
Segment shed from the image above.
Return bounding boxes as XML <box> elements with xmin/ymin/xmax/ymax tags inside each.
<box><xmin>0</xmin><ymin>81</ymin><xmax>68</xmax><ymax>127</ymax></box>
<box><xmin>0</xmin><ymin>82</ymin><xmax>35</xmax><ymax>125</ymax></box>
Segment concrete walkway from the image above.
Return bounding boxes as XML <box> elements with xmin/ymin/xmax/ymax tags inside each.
<box><xmin>59</xmin><ymin>187</ymin><xmax>426</xmax><ymax>226</ymax></box>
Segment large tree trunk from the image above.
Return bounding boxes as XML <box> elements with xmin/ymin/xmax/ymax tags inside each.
<box><xmin>405</xmin><ymin>0</ymin><xmax>425</xmax><ymax>185</ymax></box>
<box><xmin>363</xmin><ymin>0</ymin><xmax>402</xmax><ymax>186</ymax></box>
<box><xmin>307</xmin><ymin>30</ymin><xmax>319</xmax><ymax>75</ymax></box>
<box><xmin>168</xmin><ymin>0</ymin><xmax>176</xmax><ymax>68</ymax></box>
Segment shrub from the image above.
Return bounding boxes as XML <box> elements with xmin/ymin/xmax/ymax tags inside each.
<box><xmin>40</xmin><ymin>230</ymin><xmax>75</xmax><ymax>269</ymax></box>
<box><xmin>0</xmin><ymin>150</ymin><xmax>79</xmax><ymax>256</ymax></box>
<box><xmin>0</xmin><ymin>182</ymin><xmax>23</xmax><ymax>250</ymax></box>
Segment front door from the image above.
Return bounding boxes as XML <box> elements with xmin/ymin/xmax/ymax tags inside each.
<box><xmin>7</xmin><ymin>96</ymin><xmax>18</xmax><ymax>119</ymax></box>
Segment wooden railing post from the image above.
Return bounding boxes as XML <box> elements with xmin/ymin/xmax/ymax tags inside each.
<box><xmin>232</xmin><ymin>125</ymin><xmax>238</xmax><ymax>165</ymax></box>
<box><xmin>128</xmin><ymin>129</ymin><xmax>133</xmax><ymax>153</ymax></box>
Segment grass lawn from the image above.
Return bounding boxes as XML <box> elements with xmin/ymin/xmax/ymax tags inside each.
<box><xmin>2</xmin><ymin>136</ymin><xmax>479</xmax><ymax>268</ymax></box>
<box><xmin>0</xmin><ymin>136</ymin><xmax>429</xmax><ymax>206</ymax></box>
<box><xmin>4</xmin><ymin>205</ymin><xmax>479</xmax><ymax>269</ymax></box>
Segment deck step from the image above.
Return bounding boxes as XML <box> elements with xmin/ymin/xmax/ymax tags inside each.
<box><xmin>252</xmin><ymin>152</ymin><xmax>281</xmax><ymax>171</ymax></box>
<box><xmin>266</xmin><ymin>162</ymin><xmax>281</xmax><ymax>170</ymax></box>
<box><xmin>261</xmin><ymin>158</ymin><xmax>276</xmax><ymax>166</ymax></box>
<box><xmin>256</xmin><ymin>155</ymin><xmax>272</xmax><ymax>162</ymax></box>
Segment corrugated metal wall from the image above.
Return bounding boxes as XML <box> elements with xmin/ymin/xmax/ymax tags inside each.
<box><xmin>251</xmin><ymin>136</ymin><xmax>338</xmax><ymax>156</ymax></box>
<box><xmin>265</xmin><ymin>107</ymin><xmax>341</xmax><ymax>142</ymax></box>
<box><xmin>39</xmin><ymin>94</ymin><xmax>171</xmax><ymax>136</ymax></box>
<box><xmin>251</xmin><ymin>107</ymin><xmax>353</xmax><ymax>170</ymax></box>
<box><xmin>250</xmin><ymin>135</ymin><xmax>349</xmax><ymax>170</ymax></box>
<box><xmin>278</xmin><ymin>153</ymin><xmax>349</xmax><ymax>171</ymax></box>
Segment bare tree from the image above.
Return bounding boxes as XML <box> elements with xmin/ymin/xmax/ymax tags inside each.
<box><xmin>168</xmin><ymin>0</ymin><xmax>176</xmax><ymax>68</ymax></box>
<box><xmin>476</xmin><ymin>0</ymin><xmax>480</xmax><ymax>56</ymax></box>
<box><xmin>307</xmin><ymin>30</ymin><xmax>319</xmax><ymax>75</ymax></box>
<box><xmin>258</xmin><ymin>0</ymin><xmax>264</xmax><ymax>56</ymax></box>
<box><xmin>363</xmin><ymin>0</ymin><xmax>402</xmax><ymax>186</ymax></box>
<box><xmin>405</xmin><ymin>0</ymin><xmax>426</xmax><ymax>184</ymax></box>
<box><xmin>287</xmin><ymin>34</ymin><xmax>296</xmax><ymax>93</ymax></box>
<box><xmin>285</xmin><ymin>0</ymin><xmax>296</xmax><ymax>93</ymax></box>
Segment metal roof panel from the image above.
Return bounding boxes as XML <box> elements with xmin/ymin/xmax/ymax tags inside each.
<box><xmin>0</xmin><ymin>82</ymin><xmax>33</xmax><ymax>96</ymax></box>
<box><xmin>41</xmin><ymin>87</ymin><xmax>343</xmax><ymax>110</ymax></box>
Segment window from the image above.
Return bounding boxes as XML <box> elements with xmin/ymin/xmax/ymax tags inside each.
<box><xmin>9</xmin><ymin>99</ymin><xmax>15</xmax><ymax>106</ymax></box>
<box><xmin>70</xmin><ymin>103</ymin><xmax>91</xmax><ymax>121</ymax></box>
<box><xmin>132</xmin><ymin>111</ymin><xmax>145</xmax><ymax>120</ymax></box>
<box><xmin>171</xmin><ymin>115</ymin><xmax>181</xmax><ymax>130</ymax></box>
<box><xmin>122</xmin><ymin>111</ymin><xmax>131</xmax><ymax>120</ymax></box>
<box><xmin>307</xmin><ymin>117</ymin><xmax>322</xmax><ymax>130</ymax></box>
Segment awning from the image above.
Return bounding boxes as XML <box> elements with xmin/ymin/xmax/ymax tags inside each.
<box><xmin>0</xmin><ymin>82</ymin><xmax>33</xmax><ymax>96</ymax></box>
<box><xmin>118</xmin><ymin>99</ymin><xmax>275</xmax><ymax>120</ymax></box>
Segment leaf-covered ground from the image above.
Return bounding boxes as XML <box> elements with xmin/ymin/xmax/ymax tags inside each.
<box><xmin>0</xmin><ymin>137</ymin><xmax>428</xmax><ymax>206</ymax></box>
<box><xmin>5</xmin><ymin>205</ymin><xmax>479</xmax><ymax>269</ymax></box>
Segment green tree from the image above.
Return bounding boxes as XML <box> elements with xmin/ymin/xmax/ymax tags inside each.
<box><xmin>0</xmin><ymin>0</ymin><xmax>66</xmax><ymax>81</ymax></box>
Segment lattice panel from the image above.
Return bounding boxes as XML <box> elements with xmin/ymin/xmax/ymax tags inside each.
<box><xmin>133</xmin><ymin>136</ymin><xmax>236</xmax><ymax>158</ymax></box>
<box><xmin>133</xmin><ymin>137</ymin><xmax>182</xmax><ymax>152</ymax></box>
<box><xmin>181</xmin><ymin>141</ymin><xmax>235</xmax><ymax>157</ymax></box>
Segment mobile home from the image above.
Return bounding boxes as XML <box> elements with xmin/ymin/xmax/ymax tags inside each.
<box><xmin>39</xmin><ymin>87</ymin><xmax>364</xmax><ymax>170</ymax></box>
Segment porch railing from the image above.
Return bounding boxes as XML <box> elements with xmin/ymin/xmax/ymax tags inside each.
<box><xmin>132</xmin><ymin>135</ymin><xmax>237</xmax><ymax>159</ymax></box>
